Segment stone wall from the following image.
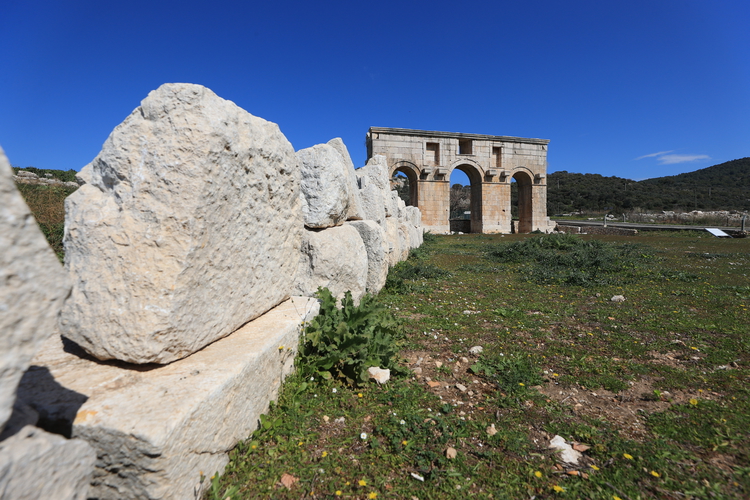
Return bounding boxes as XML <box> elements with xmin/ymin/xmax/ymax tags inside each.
<box><xmin>2</xmin><ymin>83</ymin><xmax>424</xmax><ymax>499</ymax></box>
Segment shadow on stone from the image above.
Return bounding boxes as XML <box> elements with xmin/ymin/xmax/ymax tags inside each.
<box><xmin>15</xmin><ymin>365</ymin><xmax>88</xmax><ymax>439</ymax></box>
<box><xmin>61</xmin><ymin>335</ymin><xmax>162</xmax><ymax>372</ymax></box>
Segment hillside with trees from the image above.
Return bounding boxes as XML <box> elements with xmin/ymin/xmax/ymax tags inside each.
<box><xmin>548</xmin><ymin>157</ymin><xmax>750</xmax><ymax>214</ymax></box>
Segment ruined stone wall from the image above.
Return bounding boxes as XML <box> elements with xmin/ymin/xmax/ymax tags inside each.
<box><xmin>1</xmin><ymin>84</ymin><xmax>424</xmax><ymax>500</ymax></box>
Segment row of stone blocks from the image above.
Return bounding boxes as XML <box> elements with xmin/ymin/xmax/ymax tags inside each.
<box><xmin>0</xmin><ymin>83</ymin><xmax>423</xmax><ymax>499</ymax></box>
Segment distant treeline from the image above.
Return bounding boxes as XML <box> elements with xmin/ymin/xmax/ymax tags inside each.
<box><xmin>549</xmin><ymin>157</ymin><xmax>750</xmax><ymax>214</ymax></box>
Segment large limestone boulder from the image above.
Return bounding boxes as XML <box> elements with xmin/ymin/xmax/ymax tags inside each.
<box><xmin>293</xmin><ymin>225</ymin><xmax>367</xmax><ymax>302</ymax></box>
<box><xmin>59</xmin><ymin>83</ymin><xmax>302</xmax><ymax>364</ymax></box>
<box><xmin>405</xmin><ymin>206</ymin><xmax>424</xmax><ymax>248</ymax></box>
<box><xmin>0</xmin><ymin>425</ymin><xmax>95</xmax><ymax>500</ymax></box>
<box><xmin>397</xmin><ymin>222</ymin><xmax>411</xmax><ymax>261</ymax></box>
<box><xmin>327</xmin><ymin>138</ymin><xmax>364</xmax><ymax>221</ymax></box>
<box><xmin>384</xmin><ymin>218</ymin><xmax>402</xmax><ymax>268</ymax></box>
<box><xmin>17</xmin><ymin>297</ymin><xmax>319</xmax><ymax>500</ymax></box>
<box><xmin>297</xmin><ymin>141</ymin><xmax>362</xmax><ymax>229</ymax></box>
<box><xmin>0</xmin><ymin>147</ymin><xmax>70</xmax><ymax>431</ymax></box>
<box><xmin>346</xmin><ymin>221</ymin><xmax>389</xmax><ymax>294</ymax></box>
<box><xmin>392</xmin><ymin>191</ymin><xmax>407</xmax><ymax>221</ymax></box>
<box><xmin>356</xmin><ymin>155</ymin><xmax>391</xmax><ymax>225</ymax></box>
<box><xmin>406</xmin><ymin>205</ymin><xmax>422</xmax><ymax>228</ymax></box>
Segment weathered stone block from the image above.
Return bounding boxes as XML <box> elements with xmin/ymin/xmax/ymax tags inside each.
<box><xmin>0</xmin><ymin>147</ymin><xmax>70</xmax><ymax>431</ymax></box>
<box><xmin>292</xmin><ymin>226</ymin><xmax>368</xmax><ymax>303</ymax></box>
<box><xmin>327</xmin><ymin>138</ymin><xmax>364</xmax><ymax>221</ymax></box>
<box><xmin>346</xmin><ymin>221</ymin><xmax>389</xmax><ymax>294</ymax></box>
<box><xmin>298</xmin><ymin>142</ymin><xmax>361</xmax><ymax>228</ymax></box>
<box><xmin>17</xmin><ymin>297</ymin><xmax>319</xmax><ymax>500</ymax></box>
<box><xmin>0</xmin><ymin>425</ymin><xmax>95</xmax><ymax>500</ymax></box>
<box><xmin>59</xmin><ymin>83</ymin><xmax>302</xmax><ymax>364</ymax></box>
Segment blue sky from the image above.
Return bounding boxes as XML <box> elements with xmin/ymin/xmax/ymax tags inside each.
<box><xmin>2</xmin><ymin>0</ymin><xmax>748</xmax><ymax>186</ymax></box>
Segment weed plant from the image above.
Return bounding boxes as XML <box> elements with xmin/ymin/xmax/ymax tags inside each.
<box><xmin>298</xmin><ymin>288</ymin><xmax>404</xmax><ymax>386</ymax></box>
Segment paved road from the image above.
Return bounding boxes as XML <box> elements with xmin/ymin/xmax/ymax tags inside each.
<box><xmin>554</xmin><ymin>220</ymin><xmax>740</xmax><ymax>232</ymax></box>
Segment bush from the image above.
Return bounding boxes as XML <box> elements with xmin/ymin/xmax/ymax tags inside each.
<box><xmin>487</xmin><ymin>234</ymin><xmax>654</xmax><ymax>287</ymax></box>
<box><xmin>299</xmin><ymin>288</ymin><xmax>404</xmax><ymax>386</ymax></box>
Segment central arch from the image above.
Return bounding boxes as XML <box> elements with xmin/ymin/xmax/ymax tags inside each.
<box><xmin>451</xmin><ymin>163</ymin><xmax>484</xmax><ymax>233</ymax></box>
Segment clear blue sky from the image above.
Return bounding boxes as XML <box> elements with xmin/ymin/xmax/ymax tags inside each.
<box><xmin>2</xmin><ymin>0</ymin><xmax>748</xmax><ymax>187</ymax></box>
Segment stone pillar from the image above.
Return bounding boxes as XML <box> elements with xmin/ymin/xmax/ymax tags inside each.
<box><xmin>417</xmin><ymin>180</ymin><xmax>449</xmax><ymax>233</ymax></box>
<box><xmin>531</xmin><ymin>184</ymin><xmax>548</xmax><ymax>232</ymax></box>
<box><xmin>481</xmin><ymin>181</ymin><xmax>512</xmax><ymax>233</ymax></box>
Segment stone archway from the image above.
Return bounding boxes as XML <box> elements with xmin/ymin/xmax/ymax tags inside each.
<box><xmin>511</xmin><ymin>170</ymin><xmax>534</xmax><ymax>233</ymax></box>
<box><xmin>369</xmin><ymin>127</ymin><xmax>555</xmax><ymax>234</ymax></box>
<box><xmin>391</xmin><ymin>160</ymin><xmax>420</xmax><ymax>207</ymax></box>
<box><xmin>451</xmin><ymin>163</ymin><xmax>484</xmax><ymax>233</ymax></box>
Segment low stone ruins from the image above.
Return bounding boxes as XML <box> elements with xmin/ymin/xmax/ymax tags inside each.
<box><xmin>1</xmin><ymin>83</ymin><xmax>423</xmax><ymax>499</ymax></box>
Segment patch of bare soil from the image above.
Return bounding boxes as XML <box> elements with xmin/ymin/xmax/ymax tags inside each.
<box><xmin>537</xmin><ymin>377</ymin><xmax>721</xmax><ymax>441</ymax></box>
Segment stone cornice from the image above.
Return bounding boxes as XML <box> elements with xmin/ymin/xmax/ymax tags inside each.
<box><xmin>368</xmin><ymin>127</ymin><xmax>549</xmax><ymax>145</ymax></box>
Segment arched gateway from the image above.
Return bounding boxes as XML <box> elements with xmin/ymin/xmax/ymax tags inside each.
<box><xmin>366</xmin><ymin>127</ymin><xmax>555</xmax><ymax>234</ymax></box>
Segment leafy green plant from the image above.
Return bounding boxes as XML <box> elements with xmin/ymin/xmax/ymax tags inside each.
<box><xmin>298</xmin><ymin>287</ymin><xmax>403</xmax><ymax>385</ymax></box>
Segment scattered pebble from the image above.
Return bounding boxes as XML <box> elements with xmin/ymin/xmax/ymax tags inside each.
<box><xmin>469</xmin><ymin>346</ymin><xmax>483</xmax><ymax>355</ymax></box>
<box><xmin>368</xmin><ymin>366</ymin><xmax>390</xmax><ymax>384</ymax></box>
<box><xmin>456</xmin><ymin>383</ymin><xmax>467</xmax><ymax>392</ymax></box>
<box><xmin>486</xmin><ymin>424</ymin><xmax>497</xmax><ymax>436</ymax></box>
<box><xmin>611</xmin><ymin>295</ymin><xmax>626</xmax><ymax>302</ymax></box>
<box><xmin>446</xmin><ymin>447</ymin><xmax>457</xmax><ymax>459</ymax></box>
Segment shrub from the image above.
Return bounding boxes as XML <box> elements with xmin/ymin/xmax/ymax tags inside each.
<box><xmin>299</xmin><ymin>288</ymin><xmax>404</xmax><ymax>386</ymax></box>
<box><xmin>487</xmin><ymin>234</ymin><xmax>655</xmax><ymax>287</ymax></box>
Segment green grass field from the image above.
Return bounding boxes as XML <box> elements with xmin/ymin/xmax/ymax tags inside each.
<box><xmin>207</xmin><ymin>232</ymin><xmax>750</xmax><ymax>499</ymax></box>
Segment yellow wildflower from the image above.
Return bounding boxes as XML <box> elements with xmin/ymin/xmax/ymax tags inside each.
<box><xmin>534</xmin><ymin>471</ymin><xmax>542</xmax><ymax>478</ymax></box>
<box><xmin>689</xmin><ymin>398</ymin><xmax>698</xmax><ymax>406</ymax></box>
<box><xmin>322</xmin><ymin>451</ymin><xmax>328</xmax><ymax>458</ymax></box>
<box><xmin>650</xmin><ymin>470</ymin><xmax>660</xmax><ymax>477</ymax></box>
<box><xmin>552</xmin><ymin>485</ymin><xmax>564</xmax><ymax>492</ymax></box>
<box><xmin>590</xmin><ymin>465</ymin><xmax>600</xmax><ymax>471</ymax></box>
<box><xmin>623</xmin><ymin>453</ymin><xmax>633</xmax><ymax>460</ymax></box>
<box><xmin>335</xmin><ymin>491</ymin><xmax>342</xmax><ymax>497</ymax></box>
<box><xmin>614</xmin><ymin>496</ymin><xmax>622</xmax><ymax>500</ymax></box>
<box><xmin>369</xmin><ymin>493</ymin><xmax>378</xmax><ymax>499</ymax></box>
<box><xmin>358</xmin><ymin>393</ymin><xmax>363</xmax><ymax>398</ymax></box>
<box><xmin>402</xmin><ymin>440</ymin><xmax>408</xmax><ymax>446</ymax></box>
<box><xmin>358</xmin><ymin>479</ymin><xmax>367</xmax><ymax>486</ymax></box>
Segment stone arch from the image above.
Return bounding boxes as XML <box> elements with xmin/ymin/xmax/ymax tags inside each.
<box><xmin>390</xmin><ymin>160</ymin><xmax>420</xmax><ymax>207</ymax></box>
<box><xmin>449</xmin><ymin>162</ymin><xmax>484</xmax><ymax>233</ymax></box>
<box><xmin>511</xmin><ymin>169</ymin><xmax>534</xmax><ymax>233</ymax></box>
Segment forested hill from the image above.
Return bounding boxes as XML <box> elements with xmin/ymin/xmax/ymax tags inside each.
<box><xmin>547</xmin><ymin>157</ymin><xmax>750</xmax><ymax>214</ymax></box>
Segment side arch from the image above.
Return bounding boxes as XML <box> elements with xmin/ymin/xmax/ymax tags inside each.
<box><xmin>511</xmin><ymin>169</ymin><xmax>534</xmax><ymax>233</ymax></box>
<box><xmin>389</xmin><ymin>160</ymin><xmax>420</xmax><ymax>207</ymax></box>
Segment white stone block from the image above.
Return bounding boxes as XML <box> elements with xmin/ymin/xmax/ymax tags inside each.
<box><xmin>17</xmin><ymin>297</ymin><xmax>319</xmax><ymax>500</ymax></box>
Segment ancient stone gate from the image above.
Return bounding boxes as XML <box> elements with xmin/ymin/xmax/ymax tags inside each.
<box><xmin>367</xmin><ymin>127</ymin><xmax>555</xmax><ymax>234</ymax></box>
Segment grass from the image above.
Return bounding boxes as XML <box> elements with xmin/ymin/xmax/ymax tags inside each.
<box><xmin>15</xmin><ymin>183</ymin><xmax>77</xmax><ymax>261</ymax></box>
<box><xmin>207</xmin><ymin>232</ymin><xmax>750</xmax><ymax>499</ymax></box>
